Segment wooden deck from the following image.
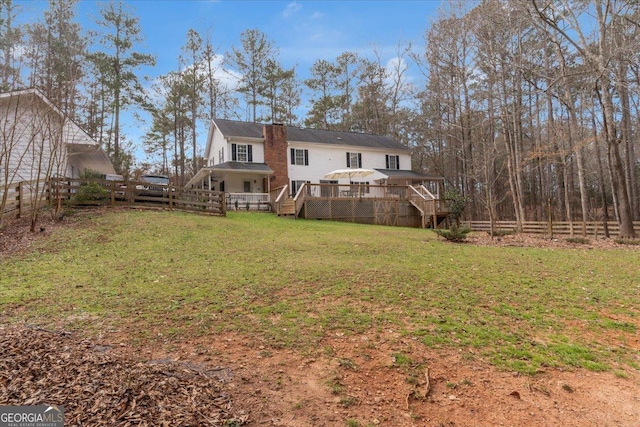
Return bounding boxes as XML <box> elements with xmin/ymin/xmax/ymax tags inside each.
<box><xmin>273</xmin><ymin>183</ymin><xmax>449</xmax><ymax>228</ymax></box>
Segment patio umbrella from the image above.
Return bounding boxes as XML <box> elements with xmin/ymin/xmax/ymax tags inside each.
<box><xmin>324</xmin><ymin>168</ymin><xmax>376</xmax><ymax>180</ymax></box>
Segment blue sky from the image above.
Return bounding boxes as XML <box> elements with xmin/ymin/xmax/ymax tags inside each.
<box><xmin>101</xmin><ymin>0</ymin><xmax>445</xmax><ymax>72</ymax></box>
<box><xmin>19</xmin><ymin>0</ymin><xmax>451</xmax><ymax>164</ymax></box>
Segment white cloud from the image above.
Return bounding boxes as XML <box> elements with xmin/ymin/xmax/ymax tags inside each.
<box><xmin>178</xmin><ymin>54</ymin><xmax>242</xmax><ymax>91</ymax></box>
<box><xmin>385</xmin><ymin>57</ymin><xmax>409</xmax><ymax>77</ymax></box>
<box><xmin>311</xmin><ymin>11</ymin><xmax>325</xmax><ymax>19</ymax></box>
<box><xmin>282</xmin><ymin>1</ymin><xmax>302</xmax><ymax>18</ymax></box>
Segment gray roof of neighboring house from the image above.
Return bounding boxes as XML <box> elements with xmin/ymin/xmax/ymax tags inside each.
<box><xmin>214</xmin><ymin>119</ymin><xmax>408</xmax><ymax>151</ymax></box>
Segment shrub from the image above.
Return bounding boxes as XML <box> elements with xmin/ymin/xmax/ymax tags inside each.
<box><xmin>443</xmin><ymin>188</ymin><xmax>470</xmax><ymax>225</ymax></box>
<box><xmin>434</xmin><ymin>224</ymin><xmax>472</xmax><ymax>242</ymax></box>
<box><xmin>74</xmin><ymin>182</ymin><xmax>108</xmax><ymax>203</ymax></box>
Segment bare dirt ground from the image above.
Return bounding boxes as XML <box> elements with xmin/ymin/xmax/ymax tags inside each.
<box><xmin>1</xmin><ymin>213</ymin><xmax>639</xmax><ymax>426</ymax></box>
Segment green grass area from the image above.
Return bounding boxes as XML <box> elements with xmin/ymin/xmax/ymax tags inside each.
<box><xmin>1</xmin><ymin>210</ymin><xmax>639</xmax><ymax>374</ymax></box>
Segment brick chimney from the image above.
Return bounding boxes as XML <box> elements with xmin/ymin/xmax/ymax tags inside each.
<box><xmin>263</xmin><ymin>123</ymin><xmax>289</xmax><ymax>190</ymax></box>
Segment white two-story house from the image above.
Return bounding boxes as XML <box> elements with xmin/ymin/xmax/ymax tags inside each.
<box><xmin>188</xmin><ymin>119</ymin><xmax>435</xmax><ymax>198</ymax></box>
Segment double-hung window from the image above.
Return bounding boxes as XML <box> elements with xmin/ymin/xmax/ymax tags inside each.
<box><xmin>385</xmin><ymin>154</ymin><xmax>400</xmax><ymax>170</ymax></box>
<box><xmin>231</xmin><ymin>143</ymin><xmax>253</xmax><ymax>162</ymax></box>
<box><xmin>290</xmin><ymin>148</ymin><xmax>309</xmax><ymax>166</ymax></box>
<box><xmin>346</xmin><ymin>152</ymin><xmax>362</xmax><ymax>168</ymax></box>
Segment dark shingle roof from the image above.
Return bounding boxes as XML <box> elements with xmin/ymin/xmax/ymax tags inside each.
<box><xmin>214</xmin><ymin>119</ymin><xmax>407</xmax><ymax>151</ymax></box>
<box><xmin>215</xmin><ymin>119</ymin><xmax>264</xmax><ymax>139</ymax></box>
<box><xmin>211</xmin><ymin>162</ymin><xmax>273</xmax><ymax>173</ymax></box>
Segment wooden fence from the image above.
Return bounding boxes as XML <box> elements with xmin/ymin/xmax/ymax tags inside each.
<box><xmin>51</xmin><ymin>178</ymin><xmax>226</xmax><ymax>216</ymax></box>
<box><xmin>1</xmin><ymin>178</ymin><xmax>226</xmax><ymax>220</ymax></box>
<box><xmin>1</xmin><ymin>179</ymin><xmax>50</xmax><ymax>221</ymax></box>
<box><xmin>465</xmin><ymin>220</ymin><xmax>640</xmax><ymax>238</ymax></box>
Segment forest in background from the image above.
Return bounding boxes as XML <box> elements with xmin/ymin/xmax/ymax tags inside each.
<box><xmin>1</xmin><ymin>0</ymin><xmax>639</xmax><ymax>237</ymax></box>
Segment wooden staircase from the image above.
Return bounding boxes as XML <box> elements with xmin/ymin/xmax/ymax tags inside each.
<box><xmin>408</xmin><ymin>185</ymin><xmax>449</xmax><ymax>229</ymax></box>
<box><xmin>278</xmin><ymin>199</ymin><xmax>296</xmax><ymax>216</ymax></box>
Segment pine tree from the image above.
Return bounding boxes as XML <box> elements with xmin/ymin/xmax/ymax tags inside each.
<box><xmin>90</xmin><ymin>1</ymin><xmax>155</xmax><ymax>173</ymax></box>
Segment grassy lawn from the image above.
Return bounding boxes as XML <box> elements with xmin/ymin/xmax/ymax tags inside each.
<box><xmin>1</xmin><ymin>210</ymin><xmax>638</xmax><ymax>374</ymax></box>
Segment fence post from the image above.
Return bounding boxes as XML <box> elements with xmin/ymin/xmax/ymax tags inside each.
<box><xmin>17</xmin><ymin>181</ymin><xmax>24</xmax><ymax>218</ymax></box>
<box><xmin>547</xmin><ymin>198</ymin><xmax>553</xmax><ymax>238</ymax></box>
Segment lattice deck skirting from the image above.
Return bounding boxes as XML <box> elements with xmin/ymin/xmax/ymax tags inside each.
<box><xmin>302</xmin><ymin>198</ymin><xmax>422</xmax><ymax>228</ymax></box>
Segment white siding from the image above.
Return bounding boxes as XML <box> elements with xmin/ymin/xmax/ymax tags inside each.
<box><xmin>0</xmin><ymin>96</ymin><xmax>65</xmax><ymax>186</ymax></box>
<box><xmin>209</xmin><ymin>126</ymin><xmax>266</xmax><ymax>166</ymax></box>
<box><xmin>224</xmin><ymin>174</ymin><xmax>265</xmax><ymax>193</ymax></box>
<box><xmin>1</xmin><ymin>91</ymin><xmax>111</xmax><ymax>189</ymax></box>
<box><xmin>288</xmin><ymin>142</ymin><xmax>410</xmax><ymax>184</ymax></box>
<box><xmin>203</xmin><ymin>121</ymin><xmax>414</xmax><ymax>188</ymax></box>
<box><xmin>209</xmin><ymin>126</ymin><xmax>226</xmax><ymax>165</ymax></box>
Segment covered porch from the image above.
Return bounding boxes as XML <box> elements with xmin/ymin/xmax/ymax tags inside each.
<box><xmin>187</xmin><ymin>161</ymin><xmax>273</xmax><ymax>211</ymax></box>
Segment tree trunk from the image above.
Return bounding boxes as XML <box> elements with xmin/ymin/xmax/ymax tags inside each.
<box><xmin>599</xmin><ymin>81</ymin><xmax>636</xmax><ymax>238</ymax></box>
<box><xmin>592</xmin><ymin>112</ymin><xmax>610</xmax><ymax>238</ymax></box>
<box><xmin>617</xmin><ymin>64</ymin><xmax>638</xmax><ymax>221</ymax></box>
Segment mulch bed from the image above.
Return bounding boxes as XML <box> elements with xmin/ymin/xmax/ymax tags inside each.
<box><xmin>0</xmin><ymin>326</ymin><xmax>247</xmax><ymax>426</ymax></box>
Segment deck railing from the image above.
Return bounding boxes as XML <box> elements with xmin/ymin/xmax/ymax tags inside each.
<box><xmin>272</xmin><ymin>185</ymin><xmax>289</xmax><ymax>214</ymax></box>
<box><xmin>408</xmin><ymin>186</ymin><xmax>432</xmax><ymax>228</ymax></box>
<box><xmin>226</xmin><ymin>192</ymin><xmax>270</xmax><ymax>211</ymax></box>
<box><xmin>285</xmin><ymin>183</ymin><xmax>450</xmax><ymax>228</ymax></box>
<box><xmin>293</xmin><ymin>183</ymin><xmax>308</xmax><ymax>215</ymax></box>
<box><xmin>299</xmin><ymin>183</ymin><xmax>414</xmax><ymax>199</ymax></box>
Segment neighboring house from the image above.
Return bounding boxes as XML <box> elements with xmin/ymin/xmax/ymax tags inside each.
<box><xmin>0</xmin><ymin>89</ymin><xmax>114</xmax><ymax>189</ymax></box>
<box><xmin>188</xmin><ymin>119</ymin><xmax>437</xmax><ymax>197</ymax></box>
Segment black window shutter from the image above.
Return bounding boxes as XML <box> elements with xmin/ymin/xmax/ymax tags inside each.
<box><xmin>232</xmin><ymin>144</ymin><xmax>237</xmax><ymax>161</ymax></box>
<box><xmin>247</xmin><ymin>145</ymin><xmax>253</xmax><ymax>162</ymax></box>
<box><xmin>290</xmin><ymin>148</ymin><xmax>295</xmax><ymax>165</ymax></box>
<box><xmin>304</xmin><ymin>150</ymin><xmax>309</xmax><ymax>166</ymax></box>
<box><xmin>346</xmin><ymin>152</ymin><xmax>351</xmax><ymax>167</ymax></box>
<box><xmin>385</xmin><ymin>155</ymin><xmax>389</xmax><ymax>169</ymax></box>
<box><xmin>358</xmin><ymin>153</ymin><xmax>362</xmax><ymax>168</ymax></box>
<box><xmin>396</xmin><ymin>155</ymin><xmax>400</xmax><ymax>169</ymax></box>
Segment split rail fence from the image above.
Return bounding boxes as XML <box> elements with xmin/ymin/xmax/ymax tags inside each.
<box><xmin>465</xmin><ymin>220</ymin><xmax>640</xmax><ymax>238</ymax></box>
<box><xmin>0</xmin><ymin>179</ymin><xmax>50</xmax><ymax>221</ymax></box>
<box><xmin>1</xmin><ymin>178</ymin><xmax>226</xmax><ymax>220</ymax></box>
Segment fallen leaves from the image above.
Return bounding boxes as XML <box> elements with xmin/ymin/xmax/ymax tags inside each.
<box><xmin>0</xmin><ymin>326</ymin><xmax>247</xmax><ymax>426</ymax></box>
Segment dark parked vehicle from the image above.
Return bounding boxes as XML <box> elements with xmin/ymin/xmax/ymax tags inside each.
<box><xmin>136</xmin><ymin>174</ymin><xmax>170</xmax><ymax>196</ymax></box>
